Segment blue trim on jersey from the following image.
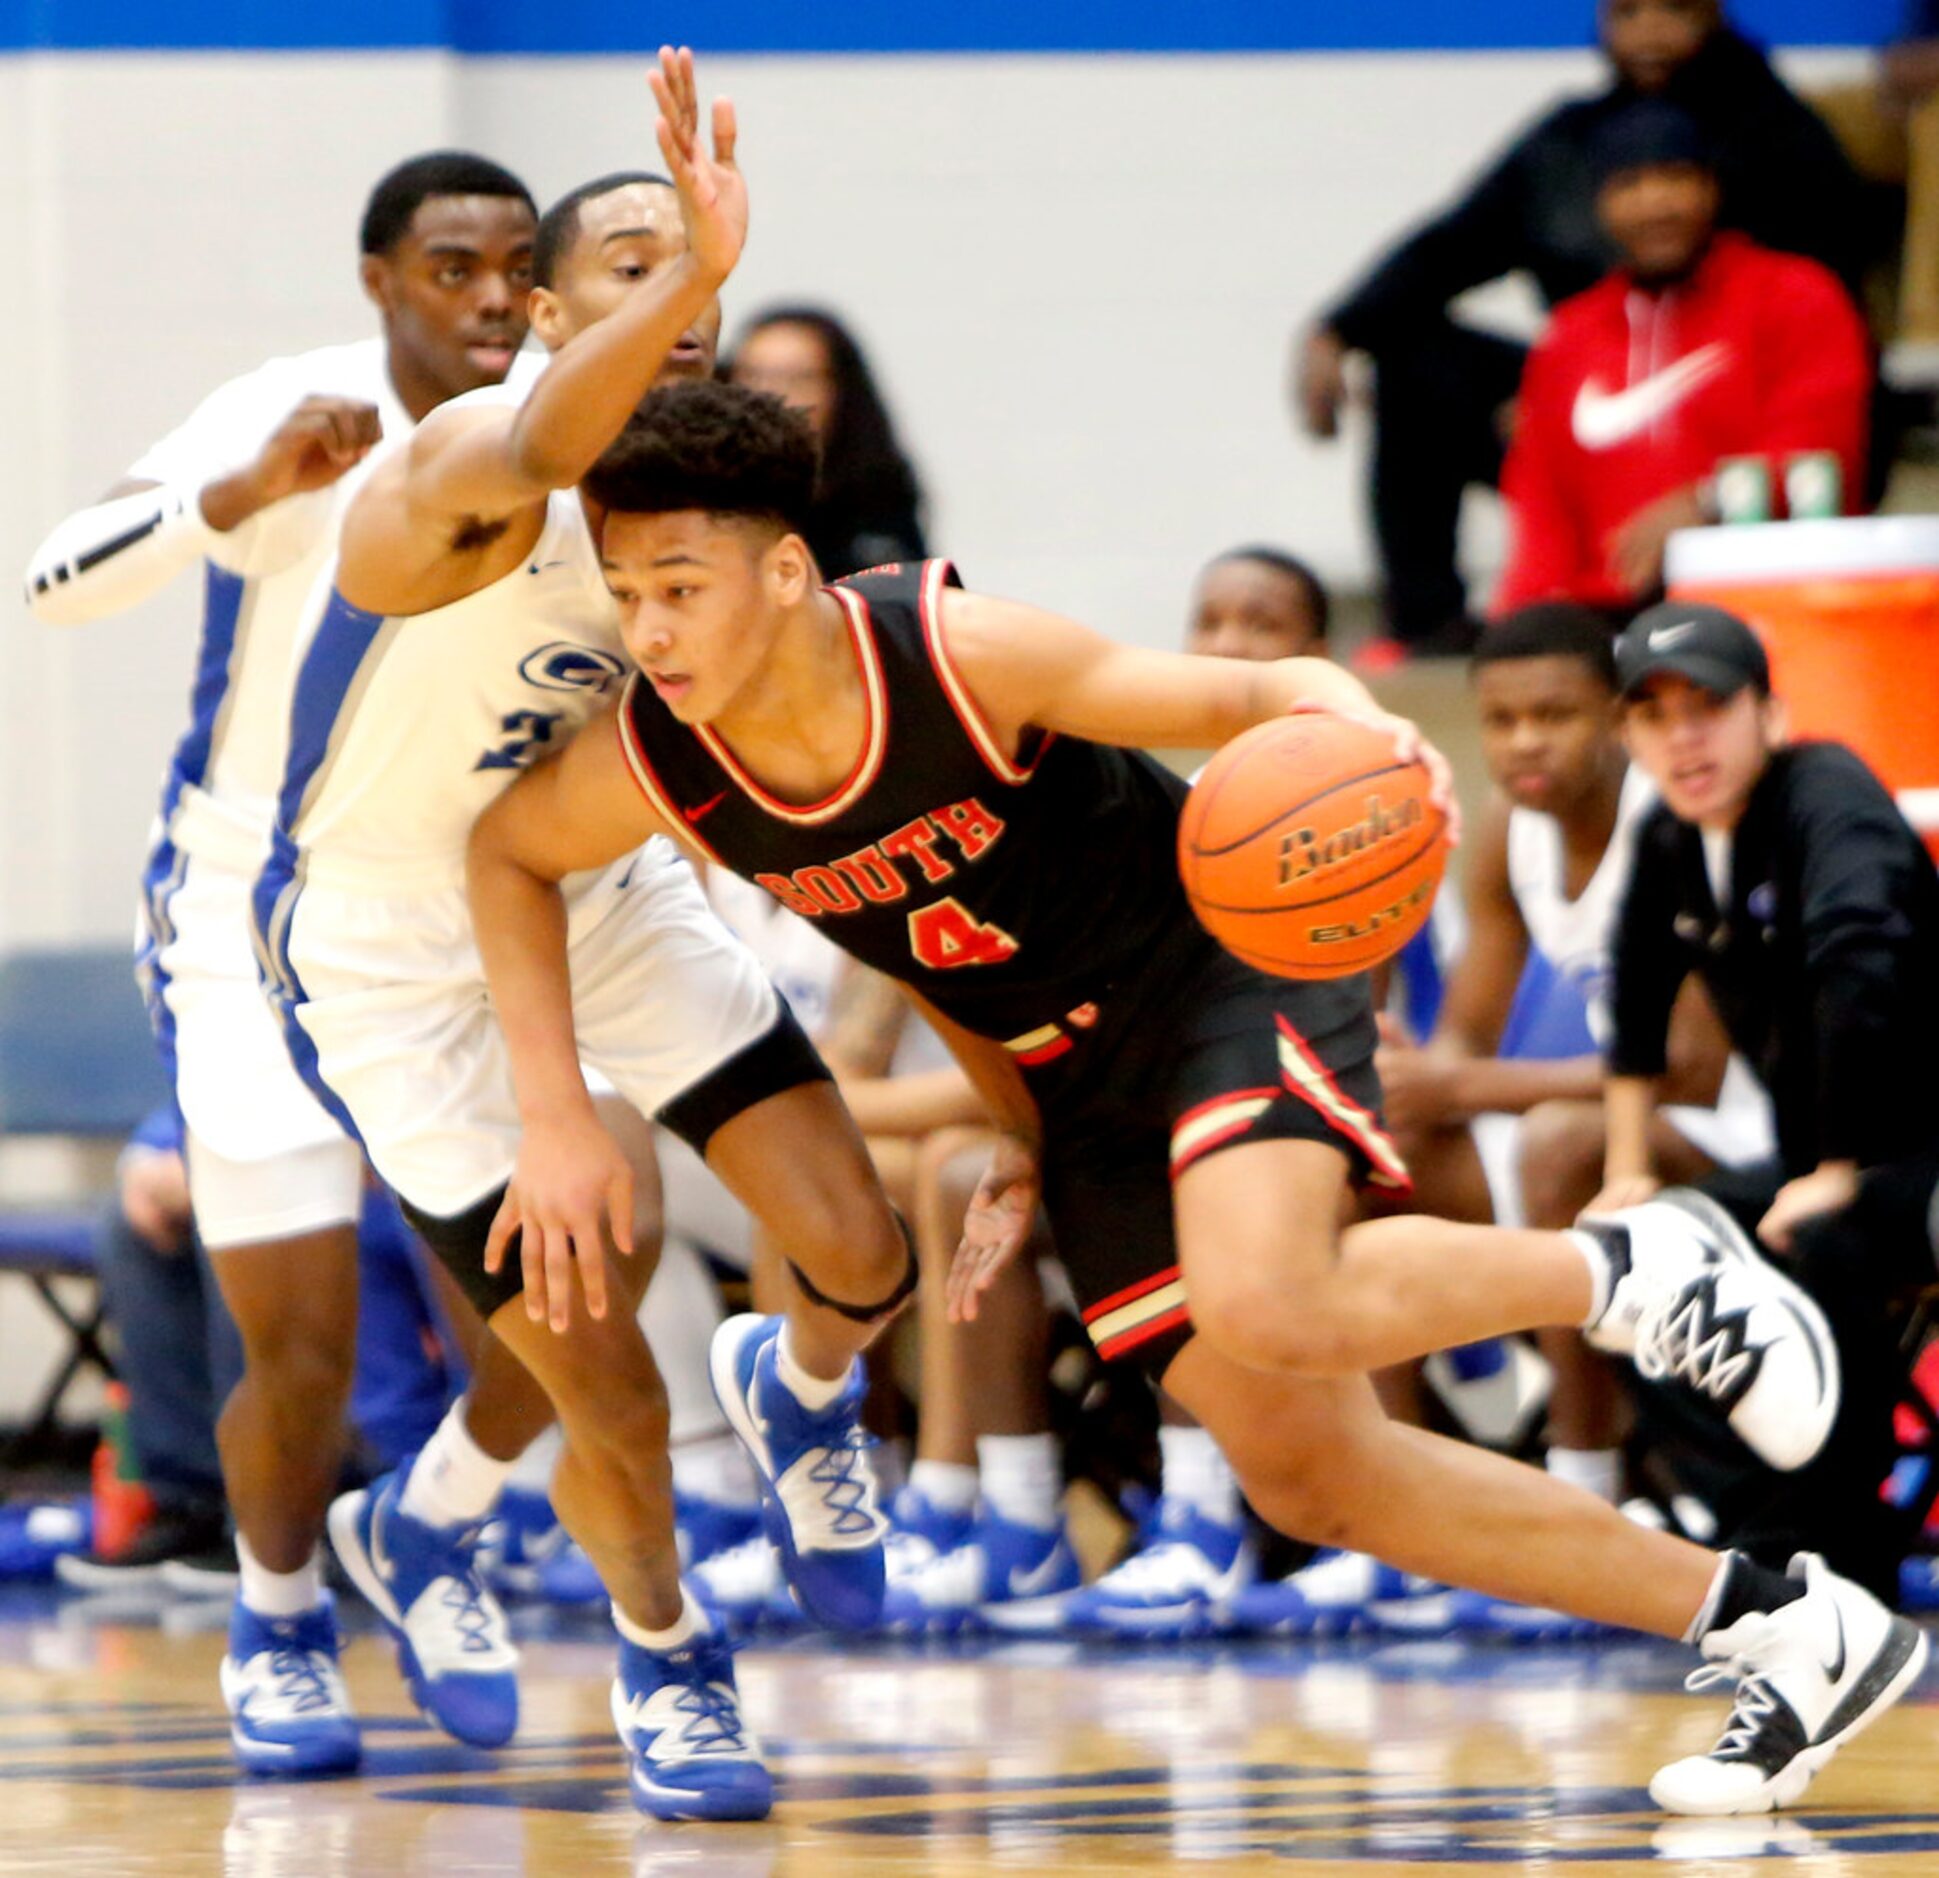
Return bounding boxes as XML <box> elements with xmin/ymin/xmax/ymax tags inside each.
<box><xmin>248</xmin><ymin>585</ymin><xmax>391</xmax><ymax>1148</ymax></box>
<box><xmin>136</xmin><ymin>564</ymin><xmax>249</xmax><ymax>1086</ymax></box>
<box><xmin>0</xmin><ymin>1</ymin><xmax>1895</xmax><ymax>52</ymax></box>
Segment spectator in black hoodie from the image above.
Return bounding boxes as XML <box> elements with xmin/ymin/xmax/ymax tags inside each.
<box><xmin>1295</xmin><ymin>0</ymin><xmax>1871</xmax><ymax>664</ymax></box>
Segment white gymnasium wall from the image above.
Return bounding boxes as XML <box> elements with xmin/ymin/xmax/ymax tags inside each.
<box><xmin>0</xmin><ymin>45</ymin><xmax>1871</xmax><ymax>954</ymax></box>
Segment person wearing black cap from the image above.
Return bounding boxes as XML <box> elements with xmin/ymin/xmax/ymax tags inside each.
<box><xmin>1496</xmin><ymin>105</ymin><xmax>1872</xmax><ymax>616</ymax></box>
<box><xmin>1294</xmin><ymin>0</ymin><xmax>1871</xmax><ymax>662</ymax></box>
<box><xmin>1599</xmin><ymin>599</ymin><xmax>1939</xmax><ymax>1758</ymax></box>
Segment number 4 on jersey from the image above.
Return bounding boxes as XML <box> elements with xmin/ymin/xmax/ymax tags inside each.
<box><xmin>908</xmin><ymin>896</ymin><xmax>1019</xmax><ymax>969</ymax></box>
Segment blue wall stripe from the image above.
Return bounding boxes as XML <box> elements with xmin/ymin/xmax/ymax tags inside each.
<box><xmin>3</xmin><ymin>1</ymin><xmax>1900</xmax><ymax>53</ymax></box>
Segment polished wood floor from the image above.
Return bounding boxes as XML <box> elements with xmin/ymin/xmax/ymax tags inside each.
<box><xmin>1</xmin><ymin>1589</ymin><xmax>1935</xmax><ymax>1876</ymax></box>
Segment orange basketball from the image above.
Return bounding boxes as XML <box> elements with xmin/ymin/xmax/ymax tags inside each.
<box><xmin>1178</xmin><ymin>711</ymin><xmax>1449</xmax><ymax>979</ymax></box>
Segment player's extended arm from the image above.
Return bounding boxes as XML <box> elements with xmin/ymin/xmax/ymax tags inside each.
<box><xmin>941</xmin><ymin>588</ymin><xmax>1457</xmax><ymax>832</ymax></box>
<box><xmin>386</xmin><ymin>50</ymin><xmax>744</xmax><ymax>528</ymax></box>
<box><xmin>897</xmin><ymin>984</ymin><xmax>1048</xmax><ymax>1324</ymax></box>
<box><xmin>465</xmin><ymin>703</ymin><xmax>670</xmax><ymax>1329</ymax></box>
<box><xmin>25</xmin><ymin>396</ymin><xmax>381</xmax><ymax>625</ymax></box>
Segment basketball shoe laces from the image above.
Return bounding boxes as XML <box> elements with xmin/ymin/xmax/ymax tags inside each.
<box><xmin>805</xmin><ymin>1427</ymin><xmax>879</xmax><ymax>1538</ymax></box>
<box><xmin>430</xmin><ymin>1520</ymin><xmax>499</xmax><ymax>1653</ymax></box>
<box><xmin>266</xmin><ymin>1626</ymin><xmax>337</xmax><ymax>1714</ymax></box>
<box><xmin>621</xmin><ymin>1661</ymin><xmax>749</xmax><ymax>1756</ymax></box>
<box><xmin>1635</xmin><ymin>1276</ymin><xmax>1761</xmax><ymax>1406</ymax></box>
<box><xmin>1682</xmin><ymin>1658</ymin><xmax>1787</xmax><ymax>1762</ymax></box>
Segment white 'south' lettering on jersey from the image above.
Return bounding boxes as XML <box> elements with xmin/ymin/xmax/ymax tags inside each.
<box><xmin>133</xmin><ymin>340</ymin><xmax>543</xmax><ymax>878</ymax></box>
<box><xmin>1506</xmin><ymin>763</ymin><xmax>1656</xmax><ymax>1046</ymax></box>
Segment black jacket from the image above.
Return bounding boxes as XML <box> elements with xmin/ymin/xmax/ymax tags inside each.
<box><xmin>1610</xmin><ymin>743</ymin><xmax>1939</xmax><ymax>1175</ymax></box>
<box><xmin>1325</xmin><ymin>30</ymin><xmax>1873</xmax><ymax>353</ymax></box>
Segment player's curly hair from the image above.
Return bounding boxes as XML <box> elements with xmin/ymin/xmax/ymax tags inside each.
<box><xmin>586</xmin><ymin>379</ymin><xmax>819</xmax><ymax>536</ymax></box>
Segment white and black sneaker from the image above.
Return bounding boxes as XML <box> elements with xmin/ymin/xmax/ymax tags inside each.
<box><xmin>1579</xmin><ymin>1190</ymin><xmax>1839</xmax><ymax>1472</ymax></box>
<box><xmin>1652</xmin><ymin>1553</ymin><xmax>1928</xmax><ymax>1815</ymax></box>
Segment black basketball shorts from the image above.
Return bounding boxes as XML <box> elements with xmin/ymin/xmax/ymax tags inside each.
<box><xmin>1006</xmin><ymin>929</ymin><xmax>1407</xmax><ymax>1381</ymax></box>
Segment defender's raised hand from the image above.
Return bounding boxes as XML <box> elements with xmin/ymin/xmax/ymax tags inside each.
<box><xmin>649</xmin><ymin>45</ymin><xmax>746</xmax><ymax>285</ymax></box>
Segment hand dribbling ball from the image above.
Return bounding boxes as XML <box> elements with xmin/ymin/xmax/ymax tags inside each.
<box><xmin>1178</xmin><ymin>711</ymin><xmax>1449</xmax><ymax>979</ymax></box>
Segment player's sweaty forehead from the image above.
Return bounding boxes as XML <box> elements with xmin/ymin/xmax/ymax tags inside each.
<box><xmin>573</xmin><ymin>182</ymin><xmax>686</xmax><ymax>263</ymax></box>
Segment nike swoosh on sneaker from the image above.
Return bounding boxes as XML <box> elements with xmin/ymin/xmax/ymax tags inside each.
<box><xmin>370</xmin><ymin>1504</ymin><xmax>396</xmax><ymax>1584</ymax></box>
<box><xmin>1006</xmin><ymin>1545</ymin><xmax>1070</xmax><ymax>1599</ymax></box>
<box><xmin>1823</xmin><ymin>1603</ymin><xmax>1846</xmax><ymax>1683</ymax></box>
<box><xmin>1570</xmin><ymin>343</ymin><xmax>1730</xmax><ymax>450</ymax></box>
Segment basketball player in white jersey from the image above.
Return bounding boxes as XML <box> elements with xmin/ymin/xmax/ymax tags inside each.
<box><xmin>1372</xmin><ymin>602</ymin><xmax>1774</xmax><ymax>1624</ymax></box>
<box><xmin>255</xmin><ymin>54</ymin><xmax>910</xmax><ymax>1820</ymax></box>
<box><xmin>24</xmin><ymin>152</ymin><xmax>560</xmax><ymax>1775</ymax></box>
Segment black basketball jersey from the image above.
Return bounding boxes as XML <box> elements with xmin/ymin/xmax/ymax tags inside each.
<box><xmin>617</xmin><ymin>558</ymin><xmax>1192</xmax><ymax>1052</ymax></box>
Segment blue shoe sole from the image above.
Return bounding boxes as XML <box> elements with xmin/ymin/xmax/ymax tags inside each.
<box><xmin>630</xmin><ymin>1767</ymin><xmax>775</xmax><ymax>1821</ymax></box>
<box><xmin>230</xmin><ymin>1724</ymin><xmax>361</xmax><ymax>1778</ymax></box>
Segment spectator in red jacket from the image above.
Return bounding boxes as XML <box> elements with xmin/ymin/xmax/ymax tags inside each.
<box><xmin>1496</xmin><ymin>99</ymin><xmax>1872</xmax><ymax>617</ymax></box>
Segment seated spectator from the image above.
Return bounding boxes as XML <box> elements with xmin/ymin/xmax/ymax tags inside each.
<box><xmin>1374</xmin><ymin>608</ymin><xmax>1773</xmax><ymax>1565</ymax></box>
<box><xmin>1601</xmin><ymin>602</ymin><xmax>1939</xmax><ymax>1603</ymax></box>
<box><xmin>1296</xmin><ymin>0</ymin><xmax>1870</xmax><ymax>661</ymax></box>
<box><xmin>1496</xmin><ymin>100</ymin><xmax>1871</xmax><ymax>615</ymax></box>
<box><xmin>726</xmin><ymin>306</ymin><xmax>927</xmax><ymax>579</ymax></box>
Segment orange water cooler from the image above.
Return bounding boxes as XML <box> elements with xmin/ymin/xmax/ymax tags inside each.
<box><xmin>1665</xmin><ymin>516</ymin><xmax>1939</xmax><ymax>860</ymax></box>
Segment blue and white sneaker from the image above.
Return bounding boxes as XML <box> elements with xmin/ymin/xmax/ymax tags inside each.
<box><xmin>690</xmin><ymin>1532</ymin><xmax>809</xmax><ymax>1637</ymax></box>
<box><xmin>884</xmin><ymin>1484</ymin><xmax>976</xmax><ymax>1592</ymax></box>
<box><xmin>881</xmin><ymin>1511</ymin><xmax>1080</xmax><ymax>1634</ymax></box>
<box><xmin>1226</xmin><ymin>1549</ymin><xmax>1446</xmax><ymax>1637</ymax></box>
<box><xmin>1444</xmin><ymin>1590</ymin><xmax>1604</xmax><ymax>1640</ymax></box>
<box><xmin>709</xmin><ymin>1314</ymin><xmax>886</xmax><ymax>1631</ymax></box>
<box><xmin>611</xmin><ymin>1619</ymin><xmax>774</xmax><ymax>1821</ymax></box>
<box><xmin>219</xmin><ymin>1594</ymin><xmax>360</xmax><ymax>1776</ymax></box>
<box><xmin>327</xmin><ymin>1467</ymin><xmax>519</xmax><ymax>1748</ymax></box>
<box><xmin>1063</xmin><ymin>1498</ymin><xmax>1255</xmax><ymax>1639</ymax></box>
<box><xmin>675</xmin><ymin>1492</ymin><xmax>764</xmax><ymax>1573</ymax></box>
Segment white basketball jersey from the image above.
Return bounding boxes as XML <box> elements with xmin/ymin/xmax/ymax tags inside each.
<box><xmin>132</xmin><ymin>339</ymin><xmax>542</xmax><ymax>877</ymax></box>
<box><xmin>266</xmin><ymin>403</ymin><xmax>626</xmax><ymax>897</ymax></box>
<box><xmin>1506</xmin><ymin>764</ymin><xmax>1656</xmax><ymax>1045</ymax></box>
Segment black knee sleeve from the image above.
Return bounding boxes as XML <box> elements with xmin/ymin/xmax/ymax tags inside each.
<box><xmin>400</xmin><ymin>1185</ymin><xmax>525</xmax><ymax>1320</ymax></box>
<box><xmin>788</xmin><ymin>1212</ymin><xmax>918</xmax><ymax>1324</ymax></box>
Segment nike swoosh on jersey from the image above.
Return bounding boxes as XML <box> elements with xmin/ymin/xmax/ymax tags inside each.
<box><xmin>684</xmin><ymin>790</ymin><xmax>729</xmax><ymax>825</ymax></box>
<box><xmin>1570</xmin><ymin>342</ymin><xmax>1730</xmax><ymax>450</ymax></box>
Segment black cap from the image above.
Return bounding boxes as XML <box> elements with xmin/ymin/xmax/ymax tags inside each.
<box><xmin>1616</xmin><ymin>602</ymin><xmax>1770</xmax><ymax>700</ymax></box>
<box><xmin>1589</xmin><ymin>98</ymin><xmax>1715</xmax><ymax>186</ymax></box>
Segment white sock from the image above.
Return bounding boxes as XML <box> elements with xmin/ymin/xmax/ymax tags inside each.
<box><xmin>1545</xmin><ymin>1444</ymin><xmax>1622</xmax><ymax>1503</ymax></box>
<box><xmin>613</xmin><ymin>1583</ymin><xmax>707</xmax><ymax>1653</ymax></box>
<box><xmin>640</xmin><ymin>1237</ymin><xmax>732</xmax><ymax>1446</ymax></box>
<box><xmin>907</xmin><ymin>1459</ymin><xmax>979</xmax><ymax>1516</ymax></box>
<box><xmin>1159</xmin><ymin>1425</ymin><xmax>1241</xmax><ymax>1525</ymax></box>
<box><xmin>1568</xmin><ymin>1229</ymin><xmax>1615</xmax><ymax>1328</ymax></box>
<box><xmin>976</xmin><ymin>1433</ymin><xmax>1060</xmax><ymax>1531</ymax></box>
<box><xmin>399</xmin><ymin>1400</ymin><xmax>515</xmax><ymax>1528</ymax></box>
<box><xmin>774</xmin><ymin>1322</ymin><xmax>850</xmax><ymax>1412</ymax></box>
<box><xmin>237</xmin><ymin>1534</ymin><xmax>322</xmax><ymax>1618</ymax></box>
<box><xmin>670</xmin><ymin>1431</ymin><xmax>760</xmax><ymax>1510</ymax></box>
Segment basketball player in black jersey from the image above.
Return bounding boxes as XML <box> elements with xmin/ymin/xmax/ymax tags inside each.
<box><xmin>467</xmin><ymin>379</ymin><xmax>1923</xmax><ymax>1816</ymax></box>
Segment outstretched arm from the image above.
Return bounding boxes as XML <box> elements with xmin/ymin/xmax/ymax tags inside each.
<box><xmin>941</xmin><ymin>588</ymin><xmax>1457</xmax><ymax>829</ymax></box>
<box><xmin>363</xmin><ymin>48</ymin><xmax>746</xmax><ymax>544</ymax></box>
<box><xmin>465</xmin><ymin>701</ymin><xmax>670</xmax><ymax>1328</ymax></box>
